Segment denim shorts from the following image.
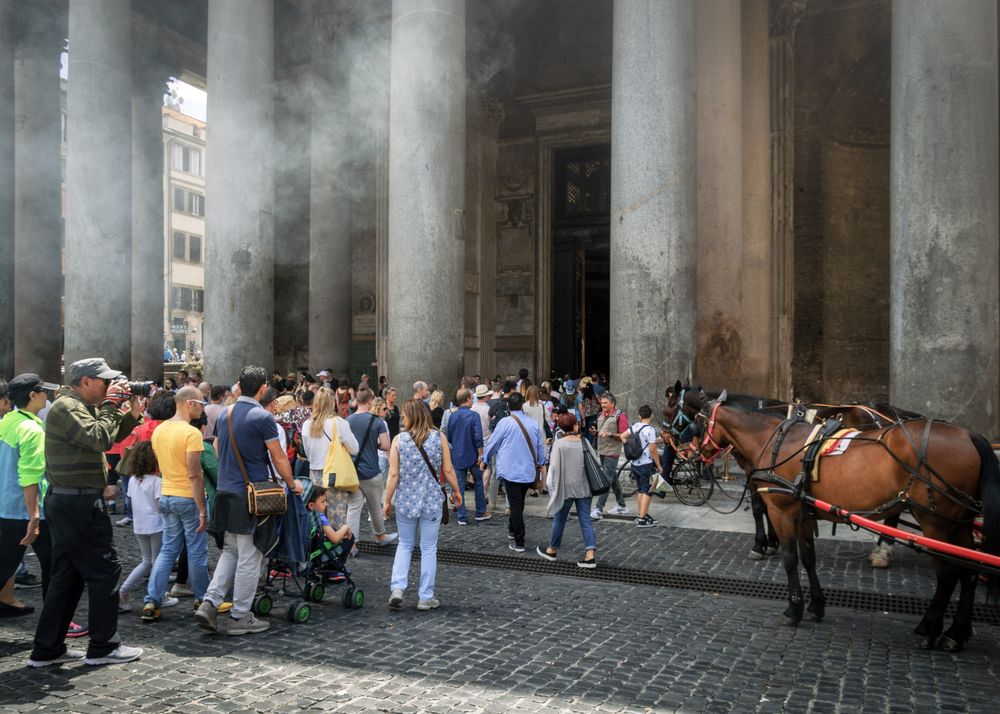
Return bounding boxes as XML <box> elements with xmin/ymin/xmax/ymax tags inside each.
<box><xmin>632</xmin><ymin>462</ymin><xmax>657</xmax><ymax>494</ymax></box>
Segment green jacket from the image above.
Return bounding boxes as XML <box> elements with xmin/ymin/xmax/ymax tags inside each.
<box><xmin>0</xmin><ymin>409</ymin><xmax>47</xmax><ymax>520</ymax></box>
<box><xmin>44</xmin><ymin>387</ymin><xmax>142</xmax><ymax>490</ymax></box>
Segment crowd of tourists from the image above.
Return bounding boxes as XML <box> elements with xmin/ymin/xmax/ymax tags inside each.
<box><xmin>0</xmin><ymin>359</ymin><xmax>666</xmax><ymax>668</ymax></box>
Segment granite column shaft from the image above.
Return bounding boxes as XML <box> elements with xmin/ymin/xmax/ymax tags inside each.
<box><xmin>0</xmin><ymin>0</ymin><xmax>13</xmax><ymax>377</ymax></box>
<box><xmin>890</xmin><ymin>0</ymin><xmax>999</xmax><ymax>434</ymax></box>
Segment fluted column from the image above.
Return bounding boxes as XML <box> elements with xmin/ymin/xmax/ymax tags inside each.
<box><xmin>0</xmin><ymin>0</ymin><xmax>13</xmax><ymax>377</ymax></box>
<box><xmin>610</xmin><ymin>0</ymin><xmax>696</xmax><ymax>414</ymax></box>
<box><xmin>387</xmin><ymin>0</ymin><xmax>466</xmax><ymax>390</ymax></box>
<box><xmin>890</xmin><ymin>0</ymin><xmax>999</xmax><ymax>435</ymax></box>
<box><xmin>204</xmin><ymin>0</ymin><xmax>274</xmax><ymax>384</ymax></box>
<box><xmin>64</xmin><ymin>0</ymin><xmax>132</xmax><ymax>373</ymax></box>
<box><xmin>308</xmin><ymin>4</ymin><xmax>352</xmax><ymax>376</ymax></box>
<box><xmin>131</xmin><ymin>61</ymin><xmax>166</xmax><ymax>381</ymax></box>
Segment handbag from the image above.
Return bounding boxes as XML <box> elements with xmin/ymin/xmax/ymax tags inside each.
<box><xmin>414</xmin><ymin>435</ymin><xmax>450</xmax><ymax>525</ymax></box>
<box><xmin>510</xmin><ymin>414</ymin><xmax>543</xmax><ymax>488</ymax></box>
<box><xmin>322</xmin><ymin>418</ymin><xmax>360</xmax><ymax>491</ymax></box>
<box><xmin>226</xmin><ymin>406</ymin><xmax>287</xmax><ymax>517</ymax></box>
<box><xmin>582</xmin><ymin>438</ymin><xmax>612</xmax><ymax>496</ymax></box>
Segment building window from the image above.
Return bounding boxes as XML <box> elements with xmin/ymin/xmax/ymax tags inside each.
<box><xmin>171</xmin><ymin>286</ymin><xmax>203</xmax><ymax>314</ymax></box>
<box><xmin>173</xmin><ymin>232</ymin><xmax>186</xmax><ymax>260</ymax></box>
<box><xmin>554</xmin><ymin>146</ymin><xmax>611</xmax><ymax>224</ymax></box>
<box><xmin>173</xmin><ymin>186</ymin><xmax>185</xmax><ymax>212</ymax></box>
<box><xmin>193</xmin><ymin>288</ymin><xmax>204</xmax><ymax>313</ymax></box>
<box><xmin>171</xmin><ymin>231</ymin><xmax>204</xmax><ymax>264</ymax></box>
<box><xmin>171</xmin><ymin>185</ymin><xmax>205</xmax><ymax>217</ymax></box>
<box><xmin>188</xmin><ymin>192</ymin><xmax>205</xmax><ymax>217</ymax></box>
<box><xmin>60</xmin><ymin>112</ymin><xmax>67</xmax><ymax>145</ymax></box>
<box><xmin>172</xmin><ymin>143</ymin><xmax>202</xmax><ymax>176</ymax></box>
<box><xmin>189</xmin><ymin>235</ymin><xmax>202</xmax><ymax>263</ymax></box>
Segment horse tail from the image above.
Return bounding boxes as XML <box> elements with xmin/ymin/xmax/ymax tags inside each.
<box><xmin>971</xmin><ymin>432</ymin><xmax>1000</xmax><ymax>602</ymax></box>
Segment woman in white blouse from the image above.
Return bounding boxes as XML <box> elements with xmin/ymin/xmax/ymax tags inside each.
<box><xmin>302</xmin><ymin>388</ymin><xmax>359</xmax><ymax>532</ymax></box>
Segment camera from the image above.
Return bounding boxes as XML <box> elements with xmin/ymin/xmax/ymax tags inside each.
<box><xmin>129</xmin><ymin>381</ymin><xmax>154</xmax><ymax>398</ymax></box>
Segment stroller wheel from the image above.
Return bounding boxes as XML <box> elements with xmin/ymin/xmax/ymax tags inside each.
<box><xmin>287</xmin><ymin>599</ymin><xmax>311</xmax><ymax>624</ymax></box>
<box><xmin>342</xmin><ymin>587</ymin><xmax>356</xmax><ymax>609</ymax></box>
<box><xmin>308</xmin><ymin>582</ymin><xmax>326</xmax><ymax>603</ymax></box>
<box><xmin>252</xmin><ymin>594</ymin><xmax>273</xmax><ymax>617</ymax></box>
<box><xmin>352</xmin><ymin>589</ymin><xmax>364</xmax><ymax>609</ymax></box>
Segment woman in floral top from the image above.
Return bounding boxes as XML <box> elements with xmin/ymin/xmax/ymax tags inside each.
<box><xmin>383</xmin><ymin>399</ymin><xmax>463</xmax><ymax>611</ymax></box>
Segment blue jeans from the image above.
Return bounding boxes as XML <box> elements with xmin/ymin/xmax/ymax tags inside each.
<box><xmin>145</xmin><ymin>495</ymin><xmax>208</xmax><ymax>605</ymax></box>
<box><xmin>549</xmin><ymin>497</ymin><xmax>597</xmax><ymax>551</ymax></box>
<box><xmin>595</xmin><ymin>456</ymin><xmax>625</xmax><ymax>510</ymax></box>
<box><xmin>453</xmin><ymin>465</ymin><xmax>486</xmax><ymax>520</ymax></box>
<box><xmin>391</xmin><ymin>512</ymin><xmax>441</xmax><ymax>601</ymax></box>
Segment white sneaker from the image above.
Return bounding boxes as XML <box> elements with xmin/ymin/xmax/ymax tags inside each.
<box><xmin>227</xmin><ymin>612</ymin><xmax>270</xmax><ymax>636</ymax></box>
<box><xmin>608</xmin><ymin>505</ymin><xmax>629</xmax><ymax>515</ymax></box>
<box><xmin>590</xmin><ymin>508</ymin><xmax>603</xmax><ymax>520</ymax></box>
<box><xmin>161</xmin><ymin>596</ymin><xmax>180</xmax><ymax>608</ymax></box>
<box><xmin>115</xmin><ymin>516</ymin><xmax>133</xmax><ymax>527</ymax></box>
<box><xmin>388</xmin><ymin>589</ymin><xmax>404</xmax><ymax>610</ymax></box>
<box><xmin>169</xmin><ymin>583</ymin><xmax>194</xmax><ymax>598</ymax></box>
<box><xmin>117</xmin><ymin>590</ymin><xmax>132</xmax><ymax>613</ymax></box>
<box><xmin>27</xmin><ymin>648</ymin><xmax>85</xmax><ymax>668</ymax></box>
<box><xmin>417</xmin><ymin>598</ymin><xmax>440</xmax><ymax>611</ymax></box>
<box><xmin>84</xmin><ymin>644</ymin><xmax>143</xmax><ymax>666</ymax></box>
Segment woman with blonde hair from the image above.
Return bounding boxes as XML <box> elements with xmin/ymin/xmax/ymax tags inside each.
<box><xmin>383</xmin><ymin>399</ymin><xmax>463</xmax><ymax>611</ymax></box>
<box><xmin>428</xmin><ymin>390</ymin><xmax>446</xmax><ymax>428</ymax></box>
<box><xmin>302</xmin><ymin>388</ymin><xmax>359</xmax><ymax>529</ymax></box>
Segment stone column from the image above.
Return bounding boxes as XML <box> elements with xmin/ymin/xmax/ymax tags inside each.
<box><xmin>0</xmin><ymin>0</ymin><xmax>14</xmax><ymax>378</ymax></box>
<box><xmin>131</xmin><ymin>62</ymin><xmax>166</xmax><ymax>381</ymax></box>
<box><xmin>64</xmin><ymin>0</ymin><xmax>132</xmax><ymax>373</ymax></box>
<box><xmin>309</xmin><ymin>6</ymin><xmax>353</xmax><ymax>376</ymax></box>
<box><xmin>739</xmin><ymin>0</ymin><xmax>773</xmax><ymax>397</ymax></box>
<box><xmin>610</xmin><ymin>0</ymin><xmax>696</xmax><ymax>414</ymax></box>
<box><xmin>387</xmin><ymin>0</ymin><xmax>465</xmax><ymax>391</ymax></box>
<box><xmin>696</xmin><ymin>0</ymin><xmax>743</xmax><ymax>390</ymax></box>
<box><xmin>890</xmin><ymin>0</ymin><xmax>999</xmax><ymax>435</ymax></box>
<box><xmin>14</xmin><ymin>0</ymin><xmax>63</xmax><ymax>380</ymax></box>
<box><xmin>768</xmin><ymin>0</ymin><xmax>806</xmax><ymax>400</ymax></box>
<box><xmin>204</xmin><ymin>0</ymin><xmax>274</xmax><ymax>384</ymax></box>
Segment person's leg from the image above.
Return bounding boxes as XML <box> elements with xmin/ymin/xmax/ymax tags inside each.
<box><xmin>32</xmin><ymin>520</ymin><xmax>54</xmax><ymax>599</ymax></box>
<box><xmin>633</xmin><ymin>464</ymin><xmax>654</xmax><ymax>519</ymax></box>
<box><xmin>548</xmin><ymin>499</ymin><xmax>573</xmax><ymax>551</ymax></box>
<box><xmin>229</xmin><ymin>532</ymin><xmax>263</xmax><ymax>620</ymax></box>
<box><xmin>121</xmin><ymin>474</ymin><xmax>133</xmax><ymax>520</ymax></box>
<box><xmin>506</xmin><ymin>482</ymin><xmax>529</xmax><ymax>547</ymax></box>
<box><xmin>203</xmin><ymin>531</ymin><xmax>238</xmax><ymax>607</ymax></box>
<box><xmin>469</xmin><ymin>465</ymin><xmax>487</xmax><ymax>518</ymax></box>
<box><xmin>390</xmin><ymin>513</ymin><xmax>417</xmax><ymax>593</ymax></box>
<box><xmin>359</xmin><ymin>475</ymin><xmax>389</xmax><ymax>537</ymax></box>
<box><xmin>453</xmin><ymin>467</ymin><xmax>469</xmax><ymax>521</ymax></box>
<box><xmin>345</xmin><ymin>487</ymin><xmax>365</xmax><ymax>541</ymax></box>
<box><xmin>145</xmin><ymin>498</ymin><xmax>183</xmax><ymax>606</ymax></box>
<box><xmin>119</xmin><ymin>533</ymin><xmax>153</xmax><ymax>596</ymax></box>
<box><xmin>178</xmin><ymin>499</ymin><xmax>210</xmax><ymax>601</ymax></box>
<box><xmin>576</xmin><ymin>497</ymin><xmax>597</xmax><ymax>558</ymax></box>
<box><xmin>0</xmin><ymin>518</ymin><xmax>28</xmax><ymax>600</ymax></box>
<box><xmin>594</xmin><ymin>456</ymin><xmax>618</xmax><ymax>512</ymax></box>
<box><xmin>486</xmin><ymin>456</ymin><xmax>499</xmax><ymax>509</ymax></box>
<box><xmin>176</xmin><ymin>543</ymin><xmax>189</xmax><ymax>586</ymax></box>
<box><xmin>416</xmin><ymin>513</ymin><xmax>441</xmax><ymax>601</ymax></box>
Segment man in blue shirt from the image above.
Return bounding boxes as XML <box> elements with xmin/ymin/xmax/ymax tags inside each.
<box><xmin>195</xmin><ymin>366</ymin><xmax>301</xmax><ymax>637</ymax></box>
<box><xmin>482</xmin><ymin>393</ymin><xmax>546</xmax><ymax>552</ymax></box>
<box><xmin>445</xmin><ymin>388</ymin><xmax>487</xmax><ymax>525</ymax></box>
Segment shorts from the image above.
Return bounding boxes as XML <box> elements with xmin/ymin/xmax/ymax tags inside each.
<box><xmin>632</xmin><ymin>463</ymin><xmax>656</xmax><ymax>495</ymax></box>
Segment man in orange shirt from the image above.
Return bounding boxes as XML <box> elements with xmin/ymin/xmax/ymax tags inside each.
<box><xmin>141</xmin><ymin>387</ymin><xmax>206</xmax><ymax>622</ymax></box>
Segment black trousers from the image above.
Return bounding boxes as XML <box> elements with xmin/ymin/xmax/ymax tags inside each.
<box><xmin>30</xmin><ymin>494</ymin><xmax>122</xmax><ymax>660</ymax></box>
<box><xmin>504</xmin><ymin>481</ymin><xmax>532</xmax><ymax>547</ymax></box>
<box><xmin>0</xmin><ymin>518</ymin><xmax>53</xmax><ymax>597</ymax></box>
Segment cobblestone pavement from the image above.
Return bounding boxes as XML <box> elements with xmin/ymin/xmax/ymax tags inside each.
<box><xmin>1</xmin><ymin>511</ymin><xmax>998</xmax><ymax>713</ymax></box>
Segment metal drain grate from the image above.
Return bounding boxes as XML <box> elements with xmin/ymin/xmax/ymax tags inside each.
<box><xmin>357</xmin><ymin>542</ymin><xmax>1000</xmax><ymax>626</ymax></box>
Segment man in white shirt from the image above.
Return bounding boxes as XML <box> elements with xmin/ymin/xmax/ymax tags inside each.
<box><xmin>629</xmin><ymin>405</ymin><xmax>663</xmax><ymax>528</ymax></box>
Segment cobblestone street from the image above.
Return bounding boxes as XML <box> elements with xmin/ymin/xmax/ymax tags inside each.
<box><xmin>1</xmin><ymin>504</ymin><xmax>998</xmax><ymax>713</ymax></box>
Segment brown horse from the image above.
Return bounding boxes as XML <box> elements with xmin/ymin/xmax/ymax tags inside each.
<box><xmin>672</xmin><ymin>389</ymin><xmax>999</xmax><ymax>651</ymax></box>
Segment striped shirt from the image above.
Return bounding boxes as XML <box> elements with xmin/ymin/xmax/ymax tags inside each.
<box><xmin>44</xmin><ymin>387</ymin><xmax>142</xmax><ymax>490</ymax></box>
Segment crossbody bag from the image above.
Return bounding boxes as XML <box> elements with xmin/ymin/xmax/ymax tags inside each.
<box><xmin>414</xmin><ymin>434</ymin><xmax>450</xmax><ymax>525</ymax></box>
<box><xmin>227</xmin><ymin>405</ymin><xmax>287</xmax><ymax>517</ymax></box>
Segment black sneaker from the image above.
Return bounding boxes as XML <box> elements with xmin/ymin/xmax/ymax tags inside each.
<box><xmin>536</xmin><ymin>545</ymin><xmax>557</xmax><ymax>561</ymax></box>
<box><xmin>14</xmin><ymin>572</ymin><xmax>41</xmax><ymax>589</ymax></box>
<box><xmin>508</xmin><ymin>543</ymin><xmax>525</xmax><ymax>553</ymax></box>
<box><xmin>646</xmin><ymin>514</ymin><xmax>659</xmax><ymax>525</ymax></box>
<box><xmin>577</xmin><ymin>558</ymin><xmax>597</xmax><ymax>569</ymax></box>
<box><xmin>636</xmin><ymin>516</ymin><xmax>656</xmax><ymax>529</ymax></box>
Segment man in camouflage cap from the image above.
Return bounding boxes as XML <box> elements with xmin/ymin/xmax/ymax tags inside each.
<box><xmin>27</xmin><ymin>358</ymin><xmax>146</xmax><ymax>668</ymax></box>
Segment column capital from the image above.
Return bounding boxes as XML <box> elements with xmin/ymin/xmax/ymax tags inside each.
<box><xmin>769</xmin><ymin>0</ymin><xmax>807</xmax><ymax>39</ymax></box>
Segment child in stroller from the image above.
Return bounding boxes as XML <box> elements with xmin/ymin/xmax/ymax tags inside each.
<box><xmin>252</xmin><ymin>481</ymin><xmax>366</xmax><ymax>623</ymax></box>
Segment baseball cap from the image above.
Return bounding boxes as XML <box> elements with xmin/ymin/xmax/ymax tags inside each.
<box><xmin>317</xmin><ymin>370</ymin><xmax>331</xmax><ymax>378</ymax></box>
<box><xmin>8</xmin><ymin>373</ymin><xmax>60</xmax><ymax>403</ymax></box>
<box><xmin>562</xmin><ymin>379</ymin><xmax>576</xmax><ymax>393</ymax></box>
<box><xmin>67</xmin><ymin>358</ymin><xmax>122</xmax><ymax>384</ymax></box>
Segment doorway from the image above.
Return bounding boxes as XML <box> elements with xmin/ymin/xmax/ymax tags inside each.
<box><xmin>551</xmin><ymin>145</ymin><xmax>611</xmax><ymax>379</ymax></box>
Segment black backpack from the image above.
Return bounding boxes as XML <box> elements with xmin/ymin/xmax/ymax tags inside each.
<box><xmin>488</xmin><ymin>398</ymin><xmax>510</xmax><ymax>431</ymax></box>
<box><xmin>624</xmin><ymin>424</ymin><xmax>653</xmax><ymax>462</ymax></box>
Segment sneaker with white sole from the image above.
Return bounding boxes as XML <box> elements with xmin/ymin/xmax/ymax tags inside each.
<box><xmin>115</xmin><ymin>516</ymin><xmax>133</xmax><ymax>527</ymax></box>
<box><xmin>161</xmin><ymin>595</ymin><xmax>180</xmax><ymax>608</ymax></box>
<box><xmin>376</xmin><ymin>533</ymin><xmax>399</xmax><ymax>546</ymax></box>
<box><xmin>117</xmin><ymin>590</ymin><xmax>132</xmax><ymax>613</ymax></box>
<box><xmin>169</xmin><ymin>583</ymin><xmax>194</xmax><ymax>598</ymax></box>
<box><xmin>416</xmin><ymin>598</ymin><xmax>440</xmax><ymax>611</ymax></box>
<box><xmin>84</xmin><ymin>644</ymin><xmax>143</xmax><ymax>666</ymax></box>
<box><xmin>608</xmin><ymin>505</ymin><xmax>629</xmax><ymax>515</ymax></box>
<box><xmin>590</xmin><ymin>508</ymin><xmax>603</xmax><ymax>521</ymax></box>
<box><xmin>194</xmin><ymin>599</ymin><xmax>218</xmax><ymax>632</ymax></box>
<box><xmin>536</xmin><ymin>545</ymin><xmax>557</xmax><ymax>561</ymax></box>
<box><xmin>388</xmin><ymin>589</ymin><xmax>404</xmax><ymax>610</ymax></box>
<box><xmin>226</xmin><ymin>613</ymin><xmax>270</xmax><ymax>636</ymax></box>
<box><xmin>508</xmin><ymin>543</ymin><xmax>525</xmax><ymax>553</ymax></box>
<box><xmin>27</xmin><ymin>648</ymin><xmax>85</xmax><ymax>668</ymax></box>
<box><xmin>474</xmin><ymin>513</ymin><xmax>493</xmax><ymax>521</ymax></box>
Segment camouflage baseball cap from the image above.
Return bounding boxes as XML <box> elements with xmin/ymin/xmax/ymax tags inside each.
<box><xmin>67</xmin><ymin>358</ymin><xmax>122</xmax><ymax>383</ymax></box>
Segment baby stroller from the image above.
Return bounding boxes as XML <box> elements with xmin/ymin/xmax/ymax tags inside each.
<box><xmin>252</xmin><ymin>481</ymin><xmax>365</xmax><ymax>624</ymax></box>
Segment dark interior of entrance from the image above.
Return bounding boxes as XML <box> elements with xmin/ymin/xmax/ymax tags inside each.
<box><xmin>551</xmin><ymin>145</ymin><xmax>610</xmax><ymax>379</ymax></box>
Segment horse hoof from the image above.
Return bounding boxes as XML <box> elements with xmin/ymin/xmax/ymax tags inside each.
<box><xmin>937</xmin><ymin>635</ymin><xmax>964</xmax><ymax>653</ymax></box>
<box><xmin>748</xmin><ymin>549</ymin><xmax>765</xmax><ymax>561</ymax></box>
<box><xmin>910</xmin><ymin>635</ymin><xmax>936</xmax><ymax>650</ymax></box>
<box><xmin>868</xmin><ymin>553</ymin><xmax>891</xmax><ymax>569</ymax></box>
<box><xmin>766</xmin><ymin>546</ymin><xmax>779</xmax><ymax>556</ymax></box>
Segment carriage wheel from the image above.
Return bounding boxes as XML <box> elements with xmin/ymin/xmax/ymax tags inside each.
<box><xmin>287</xmin><ymin>599</ymin><xmax>311</xmax><ymax>623</ymax></box>
<box><xmin>342</xmin><ymin>586</ymin><xmax>356</xmax><ymax>609</ymax></box>
<box><xmin>308</xmin><ymin>582</ymin><xmax>326</xmax><ymax>603</ymax></box>
<box><xmin>252</xmin><ymin>593</ymin><xmax>273</xmax><ymax>617</ymax></box>
<box><xmin>617</xmin><ymin>462</ymin><xmax>638</xmax><ymax>497</ymax></box>
<box><xmin>671</xmin><ymin>460</ymin><xmax>715</xmax><ymax>506</ymax></box>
